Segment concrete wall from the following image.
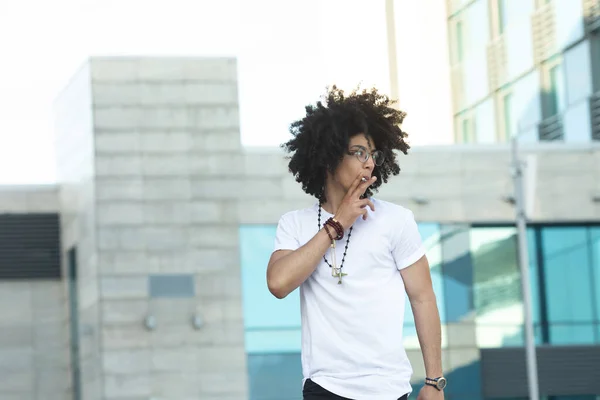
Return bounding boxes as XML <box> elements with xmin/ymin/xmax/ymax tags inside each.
<box><xmin>89</xmin><ymin>57</ymin><xmax>247</xmax><ymax>400</ymax></box>
<box><xmin>0</xmin><ymin>185</ymin><xmax>69</xmax><ymax>400</ymax></box>
<box><xmin>55</xmin><ymin>61</ymin><xmax>101</xmax><ymax>400</ymax></box>
<box><xmin>240</xmin><ymin>143</ymin><xmax>600</xmax><ymax>224</ymax></box>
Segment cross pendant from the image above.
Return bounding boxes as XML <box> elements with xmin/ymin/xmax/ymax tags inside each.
<box><xmin>336</xmin><ymin>270</ymin><xmax>348</xmax><ymax>284</ymax></box>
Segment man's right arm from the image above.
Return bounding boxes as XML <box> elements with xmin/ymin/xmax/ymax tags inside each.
<box><xmin>266</xmin><ymin>227</ymin><xmax>332</xmax><ymax>299</ymax></box>
<box><xmin>266</xmin><ymin>173</ymin><xmax>376</xmax><ymax>299</ymax></box>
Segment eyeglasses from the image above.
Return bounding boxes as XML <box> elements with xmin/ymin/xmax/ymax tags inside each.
<box><xmin>347</xmin><ymin>148</ymin><xmax>384</xmax><ymax>166</ymax></box>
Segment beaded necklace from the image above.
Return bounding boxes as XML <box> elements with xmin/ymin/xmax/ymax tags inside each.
<box><xmin>318</xmin><ymin>203</ymin><xmax>353</xmax><ymax>284</ymax></box>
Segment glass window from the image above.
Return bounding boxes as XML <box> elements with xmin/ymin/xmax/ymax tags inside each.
<box><xmin>527</xmin><ymin>227</ymin><xmax>544</xmax><ymax>345</ymax></box>
<box><xmin>502</xmin><ymin>92</ymin><xmax>513</xmax><ymax>140</ymax></box>
<box><xmin>240</xmin><ymin>225</ymin><xmax>303</xmax><ymax>400</ymax></box>
<box><xmin>471</xmin><ymin>227</ymin><xmax>524</xmax><ymax>347</ymax></box>
<box><xmin>547</xmin><ymin>63</ymin><xmax>566</xmax><ymax>117</ymax></box>
<box><xmin>403</xmin><ymin>223</ymin><xmax>447</xmax><ymax>349</ymax></box>
<box><xmin>456</xmin><ymin>20</ymin><xmax>464</xmax><ymax>63</ymax></box>
<box><xmin>461</xmin><ymin>117</ymin><xmax>474</xmax><ymax>143</ymax></box>
<box><xmin>591</xmin><ymin>227</ymin><xmax>600</xmax><ymax>339</ymax></box>
<box><xmin>541</xmin><ymin>227</ymin><xmax>595</xmax><ymax>344</ymax></box>
<box><xmin>240</xmin><ymin>225</ymin><xmax>301</xmax><ymax>353</ymax></box>
<box><xmin>247</xmin><ymin>353</ymin><xmax>302</xmax><ymax>400</ymax></box>
<box><xmin>497</xmin><ymin>0</ymin><xmax>507</xmax><ymax>35</ymax></box>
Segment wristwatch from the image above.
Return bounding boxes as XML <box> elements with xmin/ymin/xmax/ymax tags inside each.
<box><xmin>425</xmin><ymin>376</ymin><xmax>447</xmax><ymax>391</ymax></box>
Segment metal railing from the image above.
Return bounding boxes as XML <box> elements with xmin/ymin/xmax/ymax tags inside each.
<box><xmin>590</xmin><ymin>92</ymin><xmax>600</xmax><ymax>140</ymax></box>
<box><xmin>538</xmin><ymin>114</ymin><xmax>564</xmax><ymax>141</ymax></box>
<box><xmin>487</xmin><ymin>35</ymin><xmax>508</xmax><ymax>91</ymax></box>
<box><xmin>583</xmin><ymin>0</ymin><xmax>600</xmax><ymax>32</ymax></box>
<box><xmin>532</xmin><ymin>2</ymin><xmax>558</xmax><ymax>64</ymax></box>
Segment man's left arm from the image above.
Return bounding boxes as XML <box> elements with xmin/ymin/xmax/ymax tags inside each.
<box><xmin>400</xmin><ymin>254</ymin><xmax>444</xmax><ymax>399</ymax></box>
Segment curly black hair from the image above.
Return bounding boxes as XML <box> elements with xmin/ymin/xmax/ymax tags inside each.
<box><xmin>281</xmin><ymin>85</ymin><xmax>411</xmax><ymax>202</ymax></box>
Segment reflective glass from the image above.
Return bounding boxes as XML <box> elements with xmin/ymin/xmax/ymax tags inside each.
<box><xmin>403</xmin><ymin>223</ymin><xmax>447</xmax><ymax>347</ymax></box>
<box><xmin>247</xmin><ymin>353</ymin><xmax>302</xmax><ymax>400</ymax></box>
<box><xmin>541</xmin><ymin>227</ymin><xmax>593</xmax><ymax>323</ymax></box>
<box><xmin>541</xmin><ymin>227</ymin><xmax>595</xmax><ymax>345</ymax></box>
<box><xmin>240</xmin><ymin>225</ymin><xmax>301</xmax><ymax>353</ymax></box>
<box><xmin>548</xmin><ymin>63</ymin><xmax>566</xmax><ymax>116</ymax></box>
<box><xmin>591</xmin><ymin>227</ymin><xmax>600</xmax><ymax>331</ymax></box>
<box><xmin>471</xmin><ymin>227</ymin><xmax>523</xmax><ymax>347</ymax></box>
<box><xmin>549</xmin><ymin>324</ymin><xmax>596</xmax><ymax>345</ymax></box>
<box><xmin>404</xmin><ymin>223</ymin><xmax>445</xmax><ymax>323</ymax></box>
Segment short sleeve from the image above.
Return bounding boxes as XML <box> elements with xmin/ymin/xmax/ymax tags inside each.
<box><xmin>273</xmin><ymin>212</ymin><xmax>301</xmax><ymax>252</ymax></box>
<box><xmin>392</xmin><ymin>209</ymin><xmax>426</xmax><ymax>270</ymax></box>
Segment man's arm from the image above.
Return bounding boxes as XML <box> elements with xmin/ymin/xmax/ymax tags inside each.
<box><xmin>400</xmin><ymin>255</ymin><xmax>443</xmax><ymax>379</ymax></box>
<box><xmin>267</xmin><ymin>227</ymin><xmax>332</xmax><ymax>299</ymax></box>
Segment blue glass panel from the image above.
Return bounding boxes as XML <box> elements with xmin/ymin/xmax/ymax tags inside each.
<box><xmin>245</xmin><ymin>330</ymin><xmax>302</xmax><ymax>354</ymax></box>
<box><xmin>247</xmin><ymin>353</ymin><xmax>302</xmax><ymax>400</ymax></box>
<box><xmin>405</xmin><ymin>223</ymin><xmax>446</xmax><ymax>325</ymax></box>
<box><xmin>443</xmin><ymin>358</ymin><xmax>482</xmax><ymax>399</ymax></box>
<box><xmin>240</xmin><ymin>225</ymin><xmax>301</xmax><ymax>331</ymax></box>
<box><xmin>240</xmin><ymin>225</ymin><xmax>302</xmax><ymax>354</ymax></box>
<box><xmin>527</xmin><ymin>227</ymin><xmax>541</xmax><ymax>326</ymax></box>
<box><xmin>471</xmin><ymin>227</ymin><xmax>523</xmax><ymax>348</ymax></box>
<box><xmin>591</xmin><ymin>227</ymin><xmax>600</xmax><ymax>331</ymax></box>
<box><xmin>441</xmin><ymin>225</ymin><xmax>474</xmax><ymax>323</ymax></box>
<box><xmin>549</xmin><ymin>324</ymin><xmax>596</xmax><ymax>345</ymax></box>
<box><xmin>541</xmin><ymin>227</ymin><xmax>593</xmax><ymax>326</ymax></box>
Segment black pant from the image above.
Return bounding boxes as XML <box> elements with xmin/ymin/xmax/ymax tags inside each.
<box><xmin>303</xmin><ymin>378</ymin><xmax>408</xmax><ymax>400</ymax></box>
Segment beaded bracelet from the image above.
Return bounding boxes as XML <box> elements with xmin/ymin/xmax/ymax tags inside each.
<box><xmin>325</xmin><ymin>217</ymin><xmax>344</xmax><ymax>240</ymax></box>
<box><xmin>323</xmin><ymin>224</ymin><xmax>334</xmax><ymax>241</ymax></box>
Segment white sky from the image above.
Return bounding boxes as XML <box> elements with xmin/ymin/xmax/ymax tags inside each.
<box><xmin>0</xmin><ymin>0</ymin><xmax>452</xmax><ymax>184</ymax></box>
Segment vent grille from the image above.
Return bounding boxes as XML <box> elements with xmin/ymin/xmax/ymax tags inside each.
<box><xmin>591</xmin><ymin>92</ymin><xmax>600</xmax><ymax>140</ymax></box>
<box><xmin>487</xmin><ymin>36</ymin><xmax>508</xmax><ymax>91</ymax></box>
<box><xmin>0</xmin><ymin>213</ymin><xmax>61</xmax><ymax>279</ymax></box>
<box><xmin>538</xmin><ymin>115</ymin><xmax>564</xmax><ymax>141</ymax></box>
<box><xmin>532</xmin><ymin>2</ymin><xmax>558</xmax><ymax>64</ymax></box>
<box><xmin>481</xmin><ymin>346</ymin><xmax>600</xmax><ymax>398</ymax></box>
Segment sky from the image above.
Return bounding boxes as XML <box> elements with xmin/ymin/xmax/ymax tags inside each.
<box><xmin>0</xmin><ymin>0</ymin><xmax>452</xmax><ymax>184</ymax></box>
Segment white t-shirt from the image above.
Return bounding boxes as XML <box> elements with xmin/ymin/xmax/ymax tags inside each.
<box><xmin>273</xmin><ymin>198</ymin><xmax>426</xmax><ymax>400</ymax></box>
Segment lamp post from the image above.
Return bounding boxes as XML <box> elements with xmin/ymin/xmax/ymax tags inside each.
<box><xmin>511</xmin><ymin>136</ymin><xmax>540</xmax><ymax>400</ymax></box>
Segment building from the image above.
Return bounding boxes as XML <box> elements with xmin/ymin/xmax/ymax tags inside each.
<box><xmin>0</xmin><ymin>22</ymin><xmax>599</xmax><ymax>400</ymax></box>
<box><xmin>447</xmin><ymin>0</ymin><xmax>600</xmax><ymax>144</ymax></box>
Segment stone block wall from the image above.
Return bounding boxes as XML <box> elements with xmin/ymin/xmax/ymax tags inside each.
<box><xmin>90</xmin><ymin>57</ymin><xmax>248</xmax><ymax>400</ymax></box>
<box><xmin>0</xmin><ymin>186</ymin><xmax>70</xmax><ymax>400</ymax></box>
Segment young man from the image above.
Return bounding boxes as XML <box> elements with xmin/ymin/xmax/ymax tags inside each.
<box><xmin>266</xmin><ymin>86</ymin><xmax>445</xmax><ymax>400</ymax></box>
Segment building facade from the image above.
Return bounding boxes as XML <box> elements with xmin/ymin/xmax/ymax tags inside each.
<box><xmin>0</xmin><ymin>54</ymin><xmax>599</xmax><ymax>400</ymax></box>
<box><xmin>447</xmin><ymin>0</ymin><xmax>600</xmax><ymax>144</ymax></box>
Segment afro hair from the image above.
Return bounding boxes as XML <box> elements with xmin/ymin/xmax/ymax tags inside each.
<box><xmin>281</xmin><ymin>85</ymin><xmax>411</xmax><ymax>202</ymax></box>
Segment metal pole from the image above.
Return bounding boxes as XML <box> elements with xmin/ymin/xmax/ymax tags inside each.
<box><xmin>511</xmin><ymin>136</ymin><xmax>540</xmax><ymax>400</ymax></box>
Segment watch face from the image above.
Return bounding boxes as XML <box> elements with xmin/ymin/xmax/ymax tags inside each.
<box><xmin>437</xmin><ymin>377</ymin><xmax>447</xmax><ymax>390</ymax></box>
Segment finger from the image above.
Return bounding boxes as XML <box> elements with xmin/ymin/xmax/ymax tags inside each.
<box><xmin>366</xmin><ymin>199</ymin><xmax>375</xmax><ymax>212</ymax></box>
<box><xmin>362</xmin><ymin>208</ymin><xmax>368</xmax><ymax>220</ymax></box>
<box><xmin>353</xmin><ymin>176</ymin><xmax>377</xmax><ymax>198</ymax></box>
<box><xmin>347</xmin><ymin>171</ymin><xmax>365</xmax><ymax>198</ymax></box>
<box><xmin>359</xmin><ymin>198</ymin><xmax>375</xmax><ymax>211</ymax></box>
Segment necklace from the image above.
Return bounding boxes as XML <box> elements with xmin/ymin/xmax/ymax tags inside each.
<box><xmin>318</xmin><ymin>203</ymin><xmax>353</xmax><ymax>284</ymax></box>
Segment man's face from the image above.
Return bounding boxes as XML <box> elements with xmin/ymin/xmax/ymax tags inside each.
<box><xmin>331</xmin><ymin>133</ymin><xmax>382</xmax><ymax>194</ymax></box>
